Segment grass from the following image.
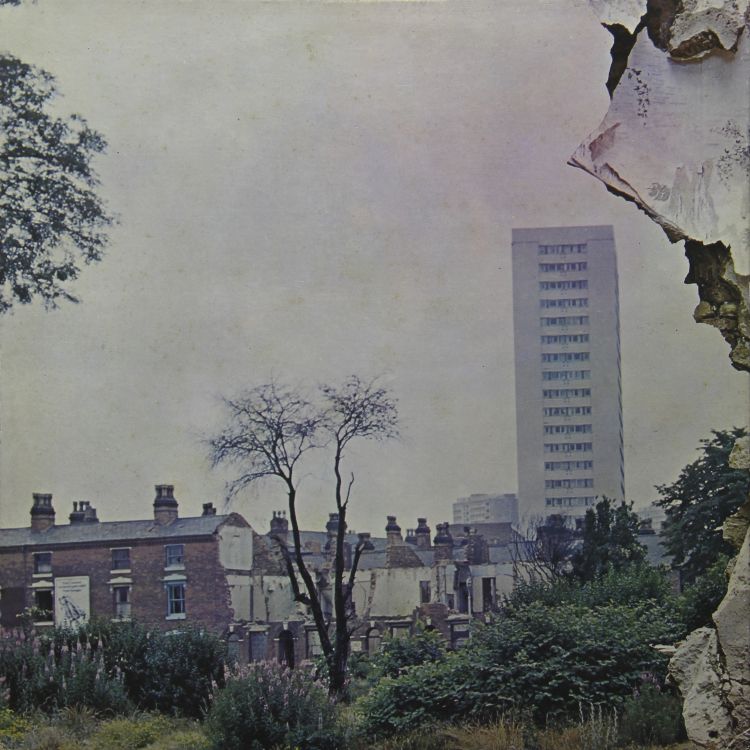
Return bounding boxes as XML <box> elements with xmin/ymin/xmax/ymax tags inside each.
<box><xmin>0</xmin><ymin>709</ymin><xmax>695</xmax><ymax>750</ymax></box>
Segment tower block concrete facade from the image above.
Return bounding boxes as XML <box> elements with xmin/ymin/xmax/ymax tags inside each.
<box><xmin>512</xmin><ymin>226</ymin><xmax>624</xmax><ymax>520</ymax></box>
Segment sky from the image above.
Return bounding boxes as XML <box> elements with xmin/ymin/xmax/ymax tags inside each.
<box><xmin>0</xmin><ymin>0</ymin><xmax>747</xmax><ymax>536</ymax></box>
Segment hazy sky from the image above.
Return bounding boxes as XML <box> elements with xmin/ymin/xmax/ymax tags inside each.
<box><xmin>0</xmin><ymin>0</ymin><xmax>747</xmax><ymax>535</ymax></box>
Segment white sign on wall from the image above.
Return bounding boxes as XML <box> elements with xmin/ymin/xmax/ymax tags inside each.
<box><xmin>54</xmin><ymin>576</ymin><xmax>90</xmax><ymax>627</ymax></box>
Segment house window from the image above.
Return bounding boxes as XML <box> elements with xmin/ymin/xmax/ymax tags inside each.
<box><xmin>113</xmin><ymin>586</ymin><xmax>131</xmax><ymax>620</ymax></box>
<box><xmin>33</xmin><ymin>552</ymin><xmax>52</xmax><ymax>574</ymax></box>
<box><xmin>165</xmin><ymin>544</ymin><xmax>184</xmax><ymax>567</ymax></box>
<box><xmin>164</xmin><ymin>544</ymin><xmax>185</xmax><ymax>568</ymax></box>
<box><xmin>390</xmin><ymin>624</ymin><xmax>410</xmax><ymax>639</ymax></box>
<box><xmin>366</xmin><ymin>627</ymin><xmax>382</xmax><ymax>654</ymax></box>
<box><xmin>34</xmin><ymin>589</ymin><xmax>53</xmax><ymax>621</ymax></box>
<box><xmin>111</xmin><ymin>548</ymin><xmax>130</xmax><ymax>570</ymax></box>
<box><xmin>166</xmin><ymin>582</ymin><xmax>186</xmax><ymax>617</ymax></box>
<box><xmin>419</xmin><ymin>580</ymin><xmax>431</xmax><ymax>604</ymax></box>
<box><xmin>482</xmin><ymin>577</ymin><xmax>495</xmax><ymax>612</ymax></box>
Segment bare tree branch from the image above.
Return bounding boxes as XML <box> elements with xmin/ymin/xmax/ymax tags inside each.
<box><xmin>208</xmin><ymin>375</ymin><xmax>398</xmax><ymax>699</ymax></box>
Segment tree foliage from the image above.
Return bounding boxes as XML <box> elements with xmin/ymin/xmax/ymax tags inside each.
<box><xmin>655</xmin><ymin>427</ymin><xmax>748</xmax><ymax>583</ymax></box>
<box><xmin>0</xmin><ymin>54</ymin><xmax>112</xmax><ymax>311</ymax></box>
<box><xmin>570</xmin><ymin>497</ymin><xmax>645</xmax><ymax>582</ymax></box>
<box><xmin>209</xmin><ymin>375</ymin><xmax>398</xmax><ymax>698</ymax></box>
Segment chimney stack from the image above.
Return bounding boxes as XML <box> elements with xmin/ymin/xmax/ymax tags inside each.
<box><xmin>270</xmin><ymin>510</ymin><xmax>289</xmax><ymax>544</ymax></box>
<box><xmin>153</xmin><ymin>484</ymin><xmax>178</xmax><ymax>525</ymax></box>
<box><xmin>69</xmin><ymin>500</ymin><xmax>99</xmax><ymax>524</ymax></box>
<box><xmin>385</xmin><ymin>515</ymin><xmax>402</xmax><ymax>546</ymax></box>
<box><xmin>433</xmin><ymin>522</ymin><xmax>454</xmax><ymax>561</ymax></box>
<box><xmin>357</xmin><ymin>531</ymin><xmax>375</xmax><ymax>551</ymax></box>
<box><xmin>69</xmin><ymin>501</ymin><xmax>84</xmax><ymax>524</ymax></box>
<box><xmin>202</xmin><ymin>502</ymin><xmax>217</xmax><ymax>516</ymax></box>
<box><xmin>415</xmin><ymin>518</ymin><xmax>431</xmax><ymax>549</ymax></box>
<box><xmin>30</xmin><ymin>493</ymin><xmax>55</xmax><ymax>532</ymax></box>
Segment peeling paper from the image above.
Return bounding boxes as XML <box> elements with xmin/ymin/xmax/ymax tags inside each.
<box><xmin>570</xmin><ymin>30</ymin><xmax>750</xmax><ymax>274</ymax></box>
<box><xmin>668</xmin><ymin>0</ymin><xmax>749</xmax><ymax>59</ymax></box>
<box><xmin>587</xmin><ymin>0</ymin><xmax>645</xmax><ymax>33</ymax></box>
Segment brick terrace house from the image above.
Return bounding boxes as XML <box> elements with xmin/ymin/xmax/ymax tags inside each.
<box><xmin>0</xmin><ymin>486</ymin><xmax>253</xmax><ymax>638</ymax></box>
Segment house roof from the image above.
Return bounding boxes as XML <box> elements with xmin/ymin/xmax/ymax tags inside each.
<box><xmin>0</xmin><ymin>514</ymin><xmax>245</xmax><ymax>549</ymax></box>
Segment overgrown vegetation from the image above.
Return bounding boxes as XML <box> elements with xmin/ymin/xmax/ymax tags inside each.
<box><xmin>358</xmin><ymin>600</ymin><xmax>684</xmax><ymax>736</ymax></box>
<box><xmin>0</xmin><ymin>619</ymin><xmax>225</xmax><ymax>718</ymax></box>
<box><xmin>205</xmin><ymin>663</ymin><xmax>341</xmax><ymax>750</ymax></box>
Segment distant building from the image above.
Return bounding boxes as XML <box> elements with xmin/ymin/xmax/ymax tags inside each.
<box><xmin>452</xmin><ymin>493</ymin><xmax>518</xmax><ymax>526</ymax></box>
<box><xmin>512</xmin><ymin>225</ymin><xmax>624</xmax><ymax>520</ymax></box>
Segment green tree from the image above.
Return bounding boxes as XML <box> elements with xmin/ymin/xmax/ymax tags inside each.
<box><xmin>570</xmin><ymin>497</ymin><xmax>646</xmax><ymax>581</ymax></box>
<box><xmin>655</xmin><ymin>427</ymin><xmax>748</xmax><ymax>584</ymax></box>
<box><xmin>0</xmin><ymin>54</ymin><xmax>112</xmax><ymax>311</ymax></box>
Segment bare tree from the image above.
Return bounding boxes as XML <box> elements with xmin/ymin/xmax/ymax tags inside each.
<box><xmin>511</xmin><ymin>514</ymin><xmax>577</xmax><ymax>584</ymax></box>
<box><xmin>208</xmin><ymin>375</ymin><xmax>397</xmax><ymax>697</ymax></box>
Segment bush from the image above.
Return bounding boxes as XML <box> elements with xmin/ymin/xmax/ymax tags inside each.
<box><xmin>505</xmin><ymin>563</ymin><xmax>675</xmax><ymax>612</ymax></box>
<box><xmin>371</xmin><ymin>628</ymin><xmax>446</xmax><ymax>680</ymax></box>
<box><xmin>677</xmin><ymin>554</ymin><xmax>729</xmax><ymax>631</ymax></box>
<box><xmin>0</xmin><ymin>621</ymin><xmax>227</xmax><ymax>718</ymax></box>
<box><xmin>86</xmin><ymin>715</ymin><xmax>175</xmax><ymax>750</ymax></box>
<box><xmin>136</xmin><ymin>629</ymin><xmax>226</xmax><ymax>718</ymax></box>
<box><xmin>205</xmin><ymin>663</ymin><xmax>341</xmax><ymax>750</ymax></box>
<box><xmin>358</xmin><ymin>601</ymin><xmax>684</xmax><ymax>737</ymax></box>
<box><xmin>0</xmin><ymin>707</ymin><xmax>31</xmax><ymax>745</ymax></box>
<box><xmin>618</xmin><ymin>682</ymin><xmax>685</xmax><ymax>746</ymax></box>
<box><xmin>0</xmin><ymin>627</ymin><xmax>132</xmax><ymax>715</ymax></box>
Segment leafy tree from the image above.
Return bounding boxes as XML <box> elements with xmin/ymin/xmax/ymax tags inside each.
<box><xmin>209</xmin><ymin>375</ymin><xmax>398</xmax><ymax>699</ymax></box>
<box><xmin>0</xmin><ymin>54</ymin><xmax>112</xmax><ymax>311</ymax></box>
<box><xmin>655</xmin><ymin>427</ymin><xmax>748</xmax><ymax>584</ymax></box>
<box><xmin>570</xmin><ymin>497</ymin><xmax>646</xmax><ymax>581</ymax></box>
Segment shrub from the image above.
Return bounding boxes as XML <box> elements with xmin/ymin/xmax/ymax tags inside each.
<box><xmin>0</xmin><ymin>707</ymin><xmax>31</xmax><ymax>745</ymax></box>
<box><xmin>86</xmin><ymin>714</ymin><xmax>175</xmax><ymax>750</ymax></box>
<box><xmin>358</xmin><ymin>601</ymin><xmax>684</xmax><ymax>737</ymax></box>
<box><xmin>205</xmin><ymin>663</ymin><xmax>340</xmax><ymax>750</ymax></box>
<box><xmin>0</xmin><ymin>621</ymin><xmax>226</xmax><ymax>718</ymax></box>
<box><xmin>0</xmin><ymin>627</ymin><xmax>132</xmax><ymax>715</ymax></box>
<box><xmin>618</xmin><ymin>682</ymin><xmax>685</xmax><ymax>746</ymax></box>
<box><xmin>505</xmin><ymin>563</ymin><xmax>676</xmax><ymax>612</ymax></box>
<box><xmin>371</xmin><ymin>628</ymin><xmax>446</xmax><ymax>680</ymax></box>
<box><xmin>136</xmin><ymin>629</ymin><xmax>226</xmax><ymax>718</ymax></box>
